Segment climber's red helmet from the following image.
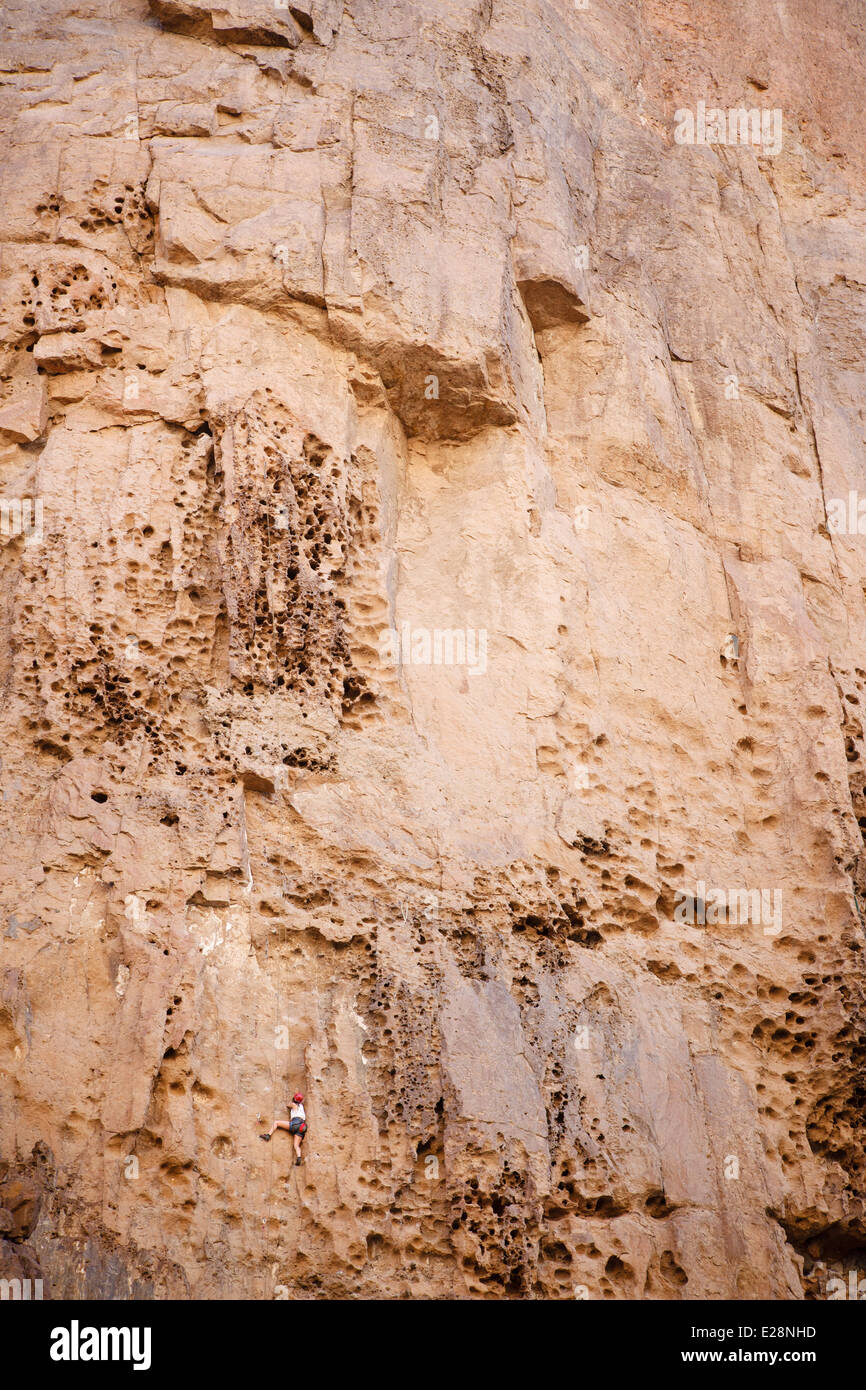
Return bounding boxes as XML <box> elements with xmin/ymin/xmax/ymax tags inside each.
<box><xmin>293</xmin><ymin>1092</ymin><xmax>304</xmax><ymax>1103</ymax></box>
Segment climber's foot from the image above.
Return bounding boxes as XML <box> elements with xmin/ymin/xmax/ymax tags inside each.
<box><xmin>295</xmin><ymin>1156</ymin><xmax>303</xmax><ymax>1166</ymax></box>
<box><xmin>259</xmin><ymin>1133</ymin><xmax>271</xmax><ymax>1142</ymax></box>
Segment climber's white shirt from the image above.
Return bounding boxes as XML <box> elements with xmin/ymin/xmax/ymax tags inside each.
<box><xmin>290</xmin><ymin>1102</ymin><xmax>305</xmax><ymax>1122</ymax></box>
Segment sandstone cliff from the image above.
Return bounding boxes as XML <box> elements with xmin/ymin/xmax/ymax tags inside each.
<box><xmin>1</xmin><ymin>0</ymin><xmax>865</xmax><ymax>1299</ymax></box>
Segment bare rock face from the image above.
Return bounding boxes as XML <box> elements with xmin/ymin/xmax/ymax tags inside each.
<box><xmin>1</xmin><ymin>0</ymin><xmax>865</xmax><ymax>1300</ymax></box>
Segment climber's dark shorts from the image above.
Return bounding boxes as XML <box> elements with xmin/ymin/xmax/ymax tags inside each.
<box><xmin>288</xmin><ymin>1119</ymin><xmax>307</xmax><ymax>1137</ymax></box>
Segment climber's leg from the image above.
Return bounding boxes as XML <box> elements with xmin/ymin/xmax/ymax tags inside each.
<box><xmin>259</xmin><ymin>1119</ymin><xmax>292</xmax><ymax>1141</ymax></box>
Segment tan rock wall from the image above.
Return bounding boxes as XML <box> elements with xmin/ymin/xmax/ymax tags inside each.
<box><xmin>0</xmin><ymin>0</ymin><xmax>864</xmax><ymax>1298</ymax></box>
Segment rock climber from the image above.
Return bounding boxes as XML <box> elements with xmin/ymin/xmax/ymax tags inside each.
<box><xmin>260</xmin><ymin>1092</ymin><xmax>307</xmax><ymax>1165</ymax></box>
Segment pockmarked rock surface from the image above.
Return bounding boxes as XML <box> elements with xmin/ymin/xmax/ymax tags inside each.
<box><xmin>1</xmin><ymin>0</ymin><xmax>865</xmax><ymax>1299</ymax></box>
